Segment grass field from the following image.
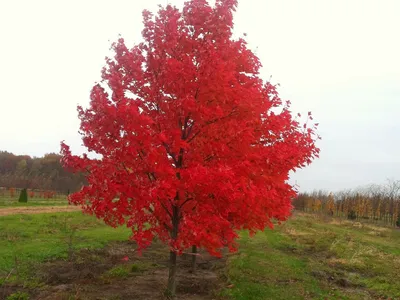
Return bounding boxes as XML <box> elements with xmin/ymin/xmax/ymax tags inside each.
<box><xmin>1</xmin><ymin>210</ymin><xmax>400</xmax><ymax>299</ymax></box>
<box><xmin>222</xmin><ymin>213</ymin><xmax>400</xmax><ymax>299</ymax></box>
<box><xmin>0</xmin><ymin>196</ymin><xmax>68</xmax><ymax>207</ymax></box>
<box><xmin>0</xmin><ymin>212</ymin><xmax>130</xmax><ymax>268</ymax></box>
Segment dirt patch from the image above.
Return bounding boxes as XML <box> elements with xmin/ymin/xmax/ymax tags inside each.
<box><xmin>310</xmin><ymin>269</ymin><xmax>363</xmax><ymax>288</ymax></box>
<box><xmin>1</xmin><ymin>240</ymin><xmax>226</xmax><ymax>300</ymax></box>
<box><xmin>0</xmin><ymin>206</ymin><xmax>80</xmax><ymax>216</ymax></box>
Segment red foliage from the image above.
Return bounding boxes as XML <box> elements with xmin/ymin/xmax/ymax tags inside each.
<box><xmin>61</xmin><ymin>0</ymin><xmax>319</xmax><ymax>257</ymax></box>
<box><xmin>9</xmin><ymin>187</ymin><xmax>15</xmax><ymax>198</ymax></box>
<box><xmin>43</xmin><ymin>191</ymin><xmax>55</xmax><ymax>199</ymax></box>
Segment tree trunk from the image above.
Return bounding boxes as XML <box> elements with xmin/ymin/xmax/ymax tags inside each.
<box><xmin>191</xmin><ymin>245</ymin><xmax>197</xmax><ymax>273</ymax></box>
<box><xmin>167</xmin><ymin>250</ymin><xmax>177</xmax><ymax>297</ymax></box>
<box><xmin>166</xmin><ymin>205</ymin><xmax>180</xmax><ymax>298</ymax></box>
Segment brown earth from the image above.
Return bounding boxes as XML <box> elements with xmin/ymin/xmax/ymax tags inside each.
<box><xmin>0</xmin><ymin>206</ymin><xmax>80</xmax><ymax>216</ymax></box>
<box><xmin>1</xmin><ymin>240</ymin><xmax>227</xmax><ymax>300</ymax></box>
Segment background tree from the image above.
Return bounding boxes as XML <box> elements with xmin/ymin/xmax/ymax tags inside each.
<box><xmin>61</xmin><ymin>0</ymin><xmax>320</xmax><ymax>296</ymax></box>
<box><xmin>0</xmin><ymin>151</ymin><xmax>84</xmax><ymax>192</ymax></box>
<box><xmin>18</xmin><ymin>188</ymin><xmax>28</xmax><ymax>203</ymax></box>
<box><xmin>293</xmin><ymin>179</ymin><xmax>400</xmax><ymax>226</ymax></box>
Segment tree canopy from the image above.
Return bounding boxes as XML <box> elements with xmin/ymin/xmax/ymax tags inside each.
<box><xmin>61</xmin><ymin>0</ymin><xmax>319</xmax><ymax>295</ymax></box>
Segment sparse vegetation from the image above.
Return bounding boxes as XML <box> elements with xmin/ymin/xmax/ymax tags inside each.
<box><xmin>6</xmin><ymin>291</ymin><xmax>30</xmax><ymax>300</ymax></box>
<box><xmin>102</xmin><ymin>262</ymin><xmax>153</xmax><ymax>279</ymax></box>
<box><xmin>222</xmin><ymin>212</ymin><xmax>400</xmax><ymax>299</ymax></box>
<box><xmin>104</xmin><ymin>265</ymin><xmax>131</xmax><ymax>278</ymax></box>
<box><xmin>1</xmin><ymin>209</ymin><xmax>400</xmax><ymax>299</ymax></box>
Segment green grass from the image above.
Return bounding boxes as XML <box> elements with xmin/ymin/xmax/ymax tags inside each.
<box><xmin>222</xmin><ymin>212</ymin><xmax>400</xmax><ymax>300</ymax></box>
<box><xmin>104</xmin><ymin>265</ymin><xmax>131</xmax><ymax>278</ymax></box>
<box><xmin>0</xmin><ymin>196</ymin><xmax>68</xmax><ymax>207</ymax></box>
<box><xmin>0</xmin><ymin>212</ymin><xmax>130</xmax><ymax>284</ymax></box>
<box><xmin>2</xmin><ymin>209</ymin><xmax>400</xmax><ymax>299</ymax></box>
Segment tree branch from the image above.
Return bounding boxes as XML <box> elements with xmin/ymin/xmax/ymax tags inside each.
<box><xmin>187</xmin><ymin>109</ymin><xmax>238</xmax><ymax>143</ymax></box>
<box><xmin>161</xmin><ymin>202</ymin><xmax>173</xmax><ymax>219</ymax></box>
<box><xmin>179</xmin><ymin>197</ymin><xmax>194</xmax><ymax>208</ymax></box>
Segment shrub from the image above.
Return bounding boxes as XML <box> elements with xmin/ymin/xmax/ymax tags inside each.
<box><xmin>18</xmin><ymin>188</ymin><xmax>28</xmax><ymax>203</ymax></box>
<box><xmin>348</xmin><ymin>210</ymin><xmax>357</xmax><ymax>220</ymax></box>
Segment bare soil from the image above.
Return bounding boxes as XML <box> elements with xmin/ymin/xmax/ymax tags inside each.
<box><xmin>1</xmin><ymin>240</ymin><xmax>227</xmax><ymax>300</ymax></box>
<box><xmin>0</xmin><ymin>206</ymin><xmax>80</xmax><ymax>216</ymax></box>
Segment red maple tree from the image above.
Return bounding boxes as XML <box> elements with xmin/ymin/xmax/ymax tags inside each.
<box><xmin>61</xmin><ymin>0</ymin><xmax>320</xmax><ymax>295</ymax></box>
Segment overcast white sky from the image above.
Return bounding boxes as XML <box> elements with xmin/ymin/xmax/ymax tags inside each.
<box><xmin>0</xmin><ymin>0</ymin><xmax>399</xmax><ymax>192</ymax></box>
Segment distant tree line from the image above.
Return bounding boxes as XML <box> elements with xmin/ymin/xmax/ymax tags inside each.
<box><xmin>293</xmin><ymin>179</ymin><xmax>400</xmax><ymax>227</ymax></box>
<box><xmin>0</xmin><ymin>150</ymin><xmax>85</xmax><ymax>193</ymax></box>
